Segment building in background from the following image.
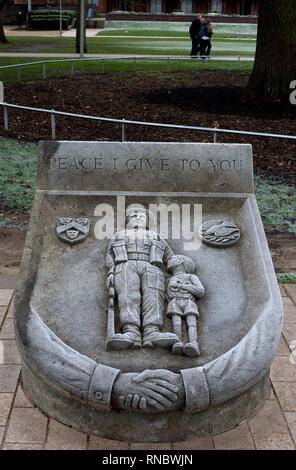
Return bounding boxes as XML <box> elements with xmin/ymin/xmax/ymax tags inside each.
<box><xmin>11</xmin><ymin>1</ymin><xmax>260</xmax><ymax>16</ymax></box>
<box><xmin>100</xmin><ymin>1</ymin><xmax>260</xmax><ymax>15</ymax></box>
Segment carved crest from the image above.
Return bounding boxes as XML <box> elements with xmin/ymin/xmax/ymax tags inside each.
<box><xmin>199</xmin><ymin>219</ymin><xmax>240</xmax><ymax>247</ymax></box>
<box><xmin>56</xmin><ymin>217</ymin><xmax>90</xmax><ymax>245</ymax></box>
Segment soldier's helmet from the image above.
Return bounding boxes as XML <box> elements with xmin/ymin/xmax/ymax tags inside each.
<box><xmin>167</xmin><ymin>255</ymin><xmax>195</xmax><ymax>274</ymax></box>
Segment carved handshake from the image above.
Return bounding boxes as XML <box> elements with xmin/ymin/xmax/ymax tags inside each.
<box><xmin>112</xmin><ymin>369</ymin><xmax>185</xmax><ymax>412</ymax></box>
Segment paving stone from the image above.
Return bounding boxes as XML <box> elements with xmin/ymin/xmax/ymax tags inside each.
<box><xmin>283</xmin><ymin>305</ymin><xmax>296</xmax><ymax>324</ymax></box>
<box><xmin>0</xmin><ymin>366</ymin><xmax>20</xmax><ymax>392</ymax></box>
<box><xmin>282</xmin><ymin>324</ymin><xmax>296</xmax><ymax>346</ymax></box>
<box><xmin>1</xmin><ymin>340</ymin><xmax>21</xmax><ymax>365</ymax></box>
<box><xmin>14</xmin><ymin>385</ymin><xmax>34</xmax><ymax>408</ymax></box>
<box><xmin>2</xmin><ymin>443</ymin><xmax>44</xmax><ymax>450</ymax></box>
<box><xmin>248</xmin><ymin>399</ymin><xmax>289</xmax><ymax>434</ymax></box>
<box><xmin>276</xmin><ymin>334</ymin><xmax>291</xmax><ymax>356</ymax></box>
<box><xmin>253</xmin><ymin>434</ymin><xmax>295</xmax><ymax>450</ymax></box>
<box><xmin>283</xmin><ymin>297</ymin><xmax>295</xmax><ymax>307</ymax></box>
<box><xmin>273</xmin><ymin>382</ymin><xmax>296</xmax><ymax>412</ymax></box>
<box><xmin>0</xmin><ymin>393</ymin><xmax>14</xmax><ymax>426</ymax></box>
<box><xmin>213</xmin><ymin>423</ymin><xmax>255</xmax><ymax>450</ymax></box>
<box><xmin>88</xmin><ymin>435</ymin><xmax>130</xmax><ymax>450</ymax></box>
<box><xmin>0</xmin><ymin>307</ymin><xmax>6</xmax><ymax>327</ymax></box>
<box><xmin>0</xmin><ymin>319</ymin><xmax>15</xmax><ymax>339</ymax></box>
<box><xmin>285</xmin><ymin>285</ymin><xmax>296</xmax><ymax>305</ymax></box>
<box><xmin>5</xmin><ymin>408</ymin><xmax>48</xmax><ymax>443</ymax></box>
<box><xmin>279</xmin><ymin>284</ymin><xmax>287</xmax><ymax>297</ymax></box>
<box><xmin>268</xmin><ymin>384</ymin><xmax>277</xmax><ymax>400</ymax></box>
<box><xmin>172</xmin><ymin>437</ymin><xmax>214</xmax><ymax>450</ymax></box>
<box><xmin>6</xmin><ymin>299</ymin><xmax>14</xmax><ymax>318</ymax></box>
<box><xmin>0</xmin><ymin>290</ymin><xmax>13</xmax><ymax>307</ymax></box>
<box><xmin>270</xmin><ymin>356</ymin><xmax>296</xmax><ymax>382</ymax></box>
<box><xmin>0</xmin><ymin>426</ymin><xmax>5</xmax><ymax>443</ymax></box>
<box><xmin>130</xmin><ymin>442</ymin><xmax>172</xmax><ymax>450</ymax></box>
<box><xmin>284</xmin><ymin>412</ymin><xmax>296</xmax><ymax>444</ymax></box>
<box><xmin>45</xmin><ymin>419</ymin><xmax>87</xmax><ymax>450</ymax></box>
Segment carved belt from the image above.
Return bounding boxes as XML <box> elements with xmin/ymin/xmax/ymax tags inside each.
<box><xmin>127</xmin><ymin>253</ymin><xmax>150</xmax><ymax>261</ymax></box>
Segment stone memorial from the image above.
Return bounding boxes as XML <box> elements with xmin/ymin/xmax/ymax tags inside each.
<box><xmin>14</xmin><ymin>142</ymin><xmax>283</xmax><ymax>442</ymax></box>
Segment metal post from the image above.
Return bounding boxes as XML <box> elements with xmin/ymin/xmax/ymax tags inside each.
<box><xmin>51</xmin><ymin>111</ymin><xmax>56</xmax><ymax>140</ymax></box>
<box><xmin>59</xmin><ymin>0</ymin><xmax>62</xmax><ymax>38</ymax></box>
<box><xmin>121</xmin><ymin>119</ymin><xmax>125</xmax><ymax>142</ymax></box>
<box><xmin>134</xmin><ymin>57</ymin><xmax>136</xmax><ymax>72</ymax></box>
<box><xmin>102</xmin><ymin>58</ymin><xmax>104</xmax><ymax>74</ymax></box>
<box><xmin>167</xmin><ymin>56</ymin><xmax>170</xmax><ymax>72</ymax></box>
<box><xmin>3</xmin><ymin>104</ymin><xmax>8</xmax><ymax>131</ymax></box>
<box><xmin>80</xmin><ymin>0</ymin><xmax>85</xmax><ymax>59</ymax></box>
<box><xmin>213</xmin><ymin>128</ymin><xmax>217</xmax><ymax>143</ymax></box>
<box><xmin>43</xmin><ymin>63</ymin><xmax>46</xmax><ymax>79</ymax></box>
<box><xmin>17</xmin><ymin>66</ymin><xmax>21</xmax><ymax>82</ymax></box>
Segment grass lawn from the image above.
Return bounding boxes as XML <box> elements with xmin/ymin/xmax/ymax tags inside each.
<box><xmin>98</xmin><ymin>29</ymin><xmax>257</xmax><ymax>39</ymax></box>
<box><xmin>0</xmin><ymin>57</ymin><xmax>253</xmax><ymax>83</ymax></box>
<box><xmin>0</xmin><ymin>138</ymin><xmax>294</xmax><ymax>236</ymax></box>
<box><xmin>0</xmin><ymin>36</ymin><xmax>256</xmax><ymax>57</ymax></box>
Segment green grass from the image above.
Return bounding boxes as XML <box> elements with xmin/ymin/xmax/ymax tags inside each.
<box><xmin>277</xmin><ymin>273</ymin><xmax>296</xmax><ymax>284</ymax></box>
<box><xmin>0</xmin><ymin>36</ymin><xmax>255</xmax><ymax>57</ymax></box>
<box><xmin>98</xmin><ymin>29</ymin><xmax>257</xmax><ymax>39</ymax></box>
<box><xmin>254</xmin><ymin>176</ymin><xmax>296</xmax><ymax>233</ymax></box>
<box><xmin>0</xmin><ymin>137</ymin><xmax>37</xmax><ymax>213</ymax></box>
<box><xmin>0</xmin><ymin>57</ymin><xmax>253</xmax><ymax>83</ymax></box>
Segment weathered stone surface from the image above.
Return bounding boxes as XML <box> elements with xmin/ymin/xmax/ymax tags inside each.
<box><xmin>14</xmin><ymin>142</ymin><xmax>282</xmax><ymax>441</ymax></box>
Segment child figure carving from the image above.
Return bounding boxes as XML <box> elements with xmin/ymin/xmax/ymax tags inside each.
<box><xmin>166</xmin><ymin>255</ymin><xmax>205</xmax><ymax>357</ymax></box>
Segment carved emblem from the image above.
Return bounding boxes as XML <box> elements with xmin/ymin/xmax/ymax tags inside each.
<box><xmin>199</xmin><ymin>219</ymin><xmax>240</xmax><ymax>247</ymax></box>
<box><xmin>56</xmin><ymin>217</ymin><xmax>90</xmax><ymax>245</ymax></box>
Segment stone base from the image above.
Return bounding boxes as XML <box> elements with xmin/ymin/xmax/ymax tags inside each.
<box><xmin>21</xmin><ymin>363</ymin><xmax>270</xmax><ymax>443</ymax></box>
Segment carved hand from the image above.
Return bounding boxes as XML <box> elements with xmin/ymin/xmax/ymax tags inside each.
<box><xmin>132</xmin><ymin>369</ymin><xmax>186</xmax><ymax>411</ymax></box>
<box><xmin>111</xmin><ymin>372</ymin><xmax>181</xmax><ymax>412</ymax></box>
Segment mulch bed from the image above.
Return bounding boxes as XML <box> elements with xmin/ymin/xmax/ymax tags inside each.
<box><xmin>1</xmin><ymin>70</ymin><xmax>295</xmax><ymax>183</ymax></box>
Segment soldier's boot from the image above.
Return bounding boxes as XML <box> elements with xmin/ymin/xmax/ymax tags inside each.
<box><xmin>183</xmin><ymin>341</ymin><xmax>200</xmax><ymax>357</ymax></box>
<box><xmin>143</xmin><ymin>325</ymin><xmax>179</xmax><ymax>349</ymax></box>
<box><xmin>107</xmin><ymin>324</ymin><xmax>142</xmax><ymax>351</ymax></box>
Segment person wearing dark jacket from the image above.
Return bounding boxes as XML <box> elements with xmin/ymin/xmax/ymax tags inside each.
<box><xmin>189</xmin><ymin>14</ymin><xmax>202</xmax><ymax>57</ymax></box>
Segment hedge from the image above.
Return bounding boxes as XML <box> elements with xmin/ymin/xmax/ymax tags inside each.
<box><xmin>28</xmin><ymin>9</ymin><xmax>76</xmax><ymax>30</ymax></box>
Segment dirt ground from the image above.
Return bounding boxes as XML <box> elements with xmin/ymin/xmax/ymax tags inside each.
<box><xmin>1</xmin><ymin>70</ymin><xmax>295</xmax><ymax>182</ymax></box>
<box><xmin>0</xmin><ymin>70</ymin><xmax>295</xmax><ymax>286</ymax></box>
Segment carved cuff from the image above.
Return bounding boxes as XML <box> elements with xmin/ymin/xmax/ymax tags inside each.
<box><xmin>180</xmin><ymin>367</ymin><xmax>210</xmax><ymax>413</ymax></box>
<box><xmin>88</xmin><ymin>363</ymin><xmax>120</xmax><ymax>412</ymax></box>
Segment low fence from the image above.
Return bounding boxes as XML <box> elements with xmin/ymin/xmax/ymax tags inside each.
<box><xmin>0</xmin><ymin>55</ymin><xmax>254</xmax><ymax>82</ymax></box>
<box><xmin>0</xmin><ymin>101</ymin><xmax>295</xmax><ymax>143</ymax></box>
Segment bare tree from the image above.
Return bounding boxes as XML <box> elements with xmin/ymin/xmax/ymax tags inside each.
<box><xmin>0</xmin><ymin>0</ymin><xmax>10</xmax><ymax>43</ymax></box>
<box><xmin>245</xmin><ymin>0</ymin><xmax>296</xmax><ymax>103</ymax></box>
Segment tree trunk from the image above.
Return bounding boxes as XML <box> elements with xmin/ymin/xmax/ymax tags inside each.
<box><xmin>76</xmin><ymin>0</ymin><xmax>87</xmax><ymax>54</ymax></box>
<box><xmin>245</xmin><ymin>0</ymin><xmax>296</xmax><ymax>103</ymax></box>
<box><xmin>0</xmin><ymin>0</ymin><xmax>10</xmax><ymax>43</ymax></box>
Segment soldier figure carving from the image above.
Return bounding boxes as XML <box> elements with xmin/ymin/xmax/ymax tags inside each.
<box><xmin>106</xmin><ymin>207</ymin><xmax>179</xmax><ymax>350</ymax></box>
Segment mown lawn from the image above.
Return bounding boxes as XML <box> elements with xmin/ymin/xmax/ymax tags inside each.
<box><xmin>0</xmin><ymin>57</ymin><xmax>253</xmax><ymax>83</ymax></box>
<box><xmin>0</xmin><ymin>36</ymin><xmax>256</xmax><ymax>56</ymax></box>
